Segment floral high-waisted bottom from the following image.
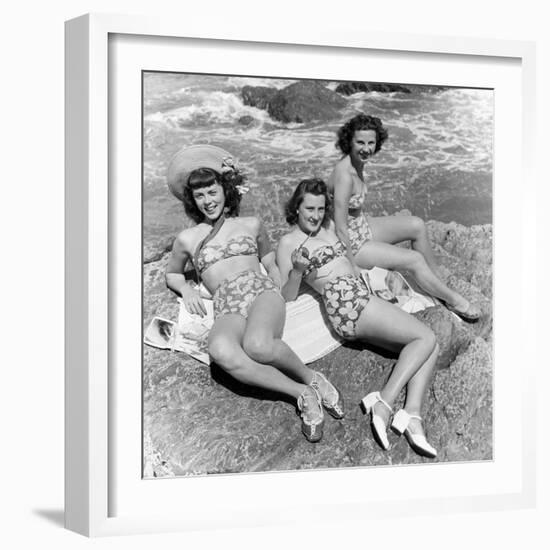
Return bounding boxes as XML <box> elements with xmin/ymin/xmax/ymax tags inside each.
<box><xmin>322</xmin><ymin>274</ymin><xmax>372</xmax><ymax>339</ymax></box>
<box><xmin>348</xmin><ymin>213</ymin><xmax>373</xmax><ymax>255</ymax></box>
<box><xmin>212</xmin><ymin>269</ymin><xmax>281</xmax><ymax>320</ymax></box>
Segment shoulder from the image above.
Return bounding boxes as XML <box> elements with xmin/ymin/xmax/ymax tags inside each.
<box><xmin>328</xmin><ymin>157</ymin><xmax>353</xmax><ymax>187</ymax></box>
<box><xmin>277</xmin><ymin>230</ymin><xmax>299</xmax><ymax>252</ymax></box>
<box><xmin>174</xmin><ymin>225</ymin><xmax>203</xmax><ymax>252</ymax></box>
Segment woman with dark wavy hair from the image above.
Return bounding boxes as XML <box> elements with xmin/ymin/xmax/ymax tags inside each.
<box><xmin>328</xmin><ymin>113</ymin><xmax>480</xmax><ymax>321</ymax></box>
<box><xmin>278</xmin><ymin>178</ymin><xmax>439</xmax><ymax>458</ymax></box>
<box><xmin>165</xmin><ymin>145</ymin><xmax>343</xmax><ymax>443</ymax></box>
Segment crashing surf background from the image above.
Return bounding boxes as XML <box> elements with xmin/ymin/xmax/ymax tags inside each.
<box><xmin>143</xmin><ymin>72</ymin><xmax>493</xmax><ymax>253</ymax></box>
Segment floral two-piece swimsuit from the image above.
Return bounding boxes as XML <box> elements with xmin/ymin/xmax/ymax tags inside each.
<box><xmin>303</xmin><ymin>240</ymin><xmax>372</xmax><ymax>339</ymax></box>
<box><xmin>195</xmin><ymin>234</ymin><xmax>281</xmax><ymax>319</ymax></box>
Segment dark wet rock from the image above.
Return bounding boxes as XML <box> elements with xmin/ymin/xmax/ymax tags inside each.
<box><xmin>237</xmin><ymin>115</ymin><xmax>255</xmax><ymax>126</ymax></box>
<box><xmin>335</xmin><ymin>81</ymin><xmax>412</xmax><ymax>95</ymax></box>
<box><xmin>267</xmin><ymin>81</ymin><xmax>347</xmax><ymax>123</ymax></box>
<box><xmin>143</xmin><ymin>217</ymin><xmax>492</xmax><ymax>476</ymax></box>
<box><xmin>241</xmin><ymin>85</ymin><xmax>277</xmax><ymax>110</ymax></box>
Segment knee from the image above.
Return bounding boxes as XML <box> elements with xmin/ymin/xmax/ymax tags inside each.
<box><xmin>409</xmin><ymin>216</ymin><xmax>427</xmax><ymax>238</ymax></box>
<box><xmin>242</xmin><ymin>333</ymin><xmax>276</xmax><ymax>364</ymax></box>
<box><xmin>208</xmin><ymin>338</ymin><xmax>241</xmax><ymax>373</ymax></box>
<box><xmin>405</xmin><ymin>249</ymin><xmax>427</xmax><ymax>271</ymax></box>
<box><xmin>423</xmin><ymin>329</ymin><xmax>438</xmax><ymax>354</ymax></box>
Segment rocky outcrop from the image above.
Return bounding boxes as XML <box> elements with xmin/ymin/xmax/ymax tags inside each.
<box><xmin>335</xmin><ymin>81</ymin><xmax>412</xmax><ymax>95</ymax></box>
<box><xmin>143</xmin><ymin>219</ymin><xmax>493</xmax><ymax>476</ymax></box>
<box><xmin>241</xmin><ymin>85</ymin><xmax>278</xmax><ymax>110</ymax></box>
<box><xmin>267</xmin><ymin>81</ymin><xmax>347</xmax><ymax>123</ymax></box>
<box><xmin>241</xmin><ymin>81</ymin><xmax>347</xmax><ymax>124</ymax></box>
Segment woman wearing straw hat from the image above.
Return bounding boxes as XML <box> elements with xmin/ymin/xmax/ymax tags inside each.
<box><xmin>165</xmin><ymin>145</ymin><xmax>344</xmax><ymax>443</ymax></box>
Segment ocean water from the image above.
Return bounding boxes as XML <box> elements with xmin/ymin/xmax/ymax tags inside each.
<box><xmin>143</xmin><ymin>72</ymin><xmax>493</xmax><ymax>253</ymax></box>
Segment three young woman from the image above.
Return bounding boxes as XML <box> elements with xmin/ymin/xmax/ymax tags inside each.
<box><xmin>165</xmin><ymin>123</ymin><xmax>480</xmax><ymax>455</ymax></box>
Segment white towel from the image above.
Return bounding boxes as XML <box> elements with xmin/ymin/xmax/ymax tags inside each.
<box><xmin>144</xmin><ymin>268</ymin><xmax>436</xmax><ymax>365</ymax></box>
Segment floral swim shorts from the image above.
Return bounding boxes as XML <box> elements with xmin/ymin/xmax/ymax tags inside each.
<box><xmin>212</xmin><ymin>269</ymin><xmax>282</xmax><ymax>320</ymax></box>
<box><xmin>322</xmin><ymin>274</ymin><xmax>372</xmax><ymax>339</ymax></box>
<box><xmin>348</xmin><ymin>213</ymin><xmax>373</xmax><ymax>255</ymax></box>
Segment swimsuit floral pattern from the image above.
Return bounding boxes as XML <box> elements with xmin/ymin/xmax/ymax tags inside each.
<box><xmin>348</xmin><ymin>213</ymin><xmax>373</xmax><ymax>255</ymax></box>
<box><xmin>212</xmin><ymin>269</ymin><xmax>281</xmax><ymax>319</ymax></box>
<box><xmin>322</xmin><ymin>274</ymin><xmax>372</xmax><ymax>338</ymax></box>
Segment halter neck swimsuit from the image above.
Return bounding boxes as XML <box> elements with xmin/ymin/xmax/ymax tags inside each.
<box><xmin>194</xmin><ymin>233</ymin><xmax>281</xmax><ymax>319</ymax></box>
<box><xmin>195</xmin><ymin>234</ymin><xmax>258</xmax><ymax>275</ymax></box>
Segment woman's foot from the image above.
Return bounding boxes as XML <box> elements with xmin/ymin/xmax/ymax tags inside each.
<box><xmin>361</xmin><ymin>392</ymin><xmax>392</xmax><ymax>450</ymax></box>
<box><xmin>444</xmin><ymin>296</ymin><xmax>481</xmax><ymax>322</ymax></box>
<box><xmin>310</xmin><ymin>371</ymin><xmax>345</xmax><ymax>419</ymax></box>
<box><xmin>391</xmin><ymin>409</ymin><xmax>437</xmax><ymax>458</ymax></box>
<box><xmin>297</xmin><ymin>386</ymin><xmax>325</xmax><ymax>443</ymax></box>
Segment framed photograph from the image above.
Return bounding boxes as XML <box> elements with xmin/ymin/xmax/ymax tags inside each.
<box><xmin>65</xmin><ymin>13</ymin><xmax>536</xmax><ymax>536</ymax></box>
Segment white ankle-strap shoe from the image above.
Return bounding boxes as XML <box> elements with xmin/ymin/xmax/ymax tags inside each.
<box><xmin>361</xmin><ymin>391</ymin><xmax>392</xmax><ymax>450</ymax></box>
<box><xmin>391</xmin><ymin>409</ymin><xmax>437</xmax><ymax>458</ymax></box>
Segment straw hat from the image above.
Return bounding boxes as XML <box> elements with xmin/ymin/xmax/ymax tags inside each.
<box><xmin>166</xmin><ymin>144</ymin><xmax>236</xmax><ymax>201</ymax></box>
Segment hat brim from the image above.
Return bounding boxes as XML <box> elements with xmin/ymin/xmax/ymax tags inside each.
<box><xmin>166</xmin><ymin>144</ymin><xmax>233</xmax><ymax>201</ymax></box>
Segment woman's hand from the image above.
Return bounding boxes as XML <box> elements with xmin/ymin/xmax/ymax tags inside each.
<box><xmin>181</xmin><ymin>284</ymin><xmax>207</xmax><ymax>317</ymax></box>
<box><xmin>291</xmin><ymin>246</ymin><xmax>311</xmax><ymax>276</ymax></box>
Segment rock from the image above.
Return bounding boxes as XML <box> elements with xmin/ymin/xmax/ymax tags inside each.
<box><xmin>335</xmin><ymin>81</ymin><xmax>412</xmax><ymax>95</ymax></box>
<box><xmin>267</xmin><ymin>81</ymin><xmax>347</xmax><ymax>123</ymax></box>
<box><xmin>430</xmin><ymin>337</ymin><xmax>493</xmax><ymax>461</ymax></box>
<box><xmin>241</xmin><ymin>85</ymin><xmax>277</xmax><ymax>110</ymax></box>
<box><xmin>237</xmin><ymin>115</ymin><xmax>255</xmax><ymax>126</ymax></box>
<box><xmin>413</xmin><ymin>305</ymin><xmax>473</xmax><ymax>369</ymax></box>
<box><xmin>144</xmin><ymin>235</ymin><xmax>174</xmax><ymax>264</ymax></box>
<box><xmin>143</xmin><ymin>216</ymin><xmax>493</xmax><ymax>476</ymax></box>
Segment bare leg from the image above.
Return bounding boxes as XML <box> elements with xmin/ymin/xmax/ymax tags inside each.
<box><xmin>355</xmin><ymin>240</ymin><xmax>468</xmax><ymax>309</ymax></box>
<box><xmin>242</xmin><ymin>291</ymin><xmax>314</xmax><ymax>385</ymax></box>
<box><xmin>368</xmin><ymin>215</ymin><xmax>440</xmax><ymax>273</ymax></box>
<box><xmin>354</xmin><ymin>296</ymin><xmax>437</xmax><ymax>425</ymax></box>
<box><xmin>405</xmin><ymin>343</ymin><xmax>439</xmax><ymax>416</ymax></box>
<box><xmin>208</xmin><ymin>314</ymin><xmax>307</xmax><ymax>399</ymax></box>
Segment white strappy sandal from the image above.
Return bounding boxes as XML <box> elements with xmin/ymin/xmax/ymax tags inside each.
<box><xmin>391</xmin><ymin>409</ymin><xmax>437</xmax><ymax>458</ymax></box>
<box><xmin>361</xmin><ymin>392</ymin><xmax>392</xmax><ymax>450</ymax></box>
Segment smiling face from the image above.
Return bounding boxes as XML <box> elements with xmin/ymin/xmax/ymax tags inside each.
<box><xmin>192</xmin><ymin>183</ymin><xmax>226</xmax><ymax>222</ymax></box>
<box><xmin>350</xmin><ymin>129</ymin><xmax>377</xmax><ymax>165</ymax></box>
<box><xmin>297</xmin><ymin>192</ymin><xmax>327</xmax><ymax>235</ymax></box>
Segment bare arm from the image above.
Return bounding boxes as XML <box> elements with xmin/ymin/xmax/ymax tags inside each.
<box><xmin>165</xmin><ymin>234</ymin><xmax>207</xmax><ymax>316</ymax></box>
<box><xmin>331</xmin><ymin>168</ymin><xmax>355</xmax><ymax>261</ymax></box>
<box><xmin>255</xmin><ymin>220</ymin><xmax>281</xmax><ymax>288</ymax></box>
<box><xmin>331</xmin><ymin>168</ymin><xmax>362</xmax><ymax>274</ymax></box>
<box><xmin>276</xmin><ymin>236</ymin><xmax>310</xmax><ymax>302</ymax></box>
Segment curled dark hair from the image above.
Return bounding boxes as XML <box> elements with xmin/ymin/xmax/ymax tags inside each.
<box><xmin>182</xmin><ymin>167</ymin><xmax>244</xmax><ymax>223</ymax></box>
<box><xmin>285</xmin><ymin>178</ymin><xmax>332</xmax><ymax>226</ymax></box>
<box><xmin>336</xmin><ymin>113</ymin><xmax>388</xmax><ymax>156</ymax></box>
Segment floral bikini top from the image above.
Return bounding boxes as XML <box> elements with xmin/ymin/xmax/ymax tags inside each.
<box><xmin>303</xmin><ymin>240</ymin><xmax>347</xmax><ymax>277</ymax></box>
<box><xmin>195</xmin><ymin>234</ymin><xmax>258</xmax><ymax>275</ymax></box>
